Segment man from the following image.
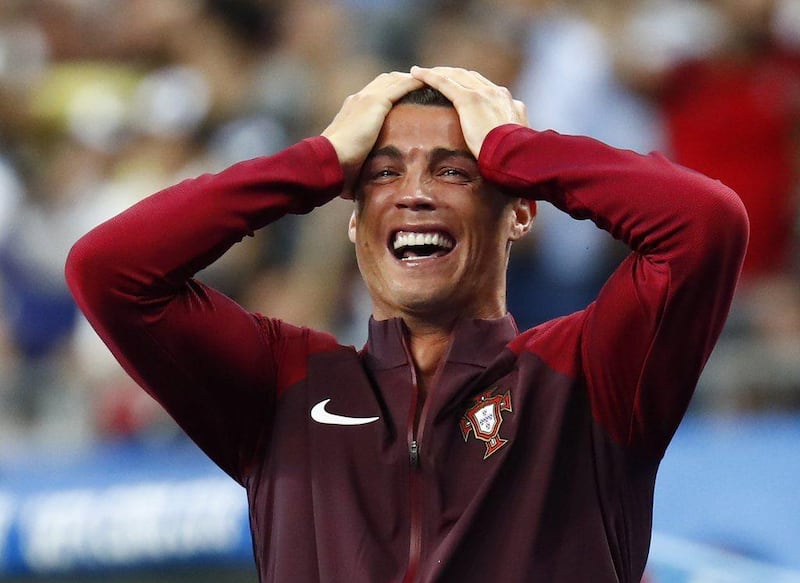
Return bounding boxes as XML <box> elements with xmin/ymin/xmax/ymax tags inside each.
<box><xmin>66</xmin><ymin>67</ymin><xmax>748</xmax><ymax>582</ymax></box>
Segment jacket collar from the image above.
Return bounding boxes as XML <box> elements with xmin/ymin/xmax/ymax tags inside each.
<box><xmin>362</xmin><ymin>314</ymin><xmax>519</xmax><ymax>371</ymax></box>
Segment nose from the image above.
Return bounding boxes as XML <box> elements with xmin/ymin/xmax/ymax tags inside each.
<box><xmin>395</xmin><ymin>175</ymin><xmax>437</xmax><ymax>211</ymax></box>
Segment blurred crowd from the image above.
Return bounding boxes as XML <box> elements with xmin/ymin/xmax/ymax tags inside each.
<box><xmin>0</xmin><ymin>0</ymin><xmax>798</xmax><ymax>451</ymax></box>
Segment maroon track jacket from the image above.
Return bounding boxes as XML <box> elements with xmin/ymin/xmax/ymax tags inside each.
<box><xmin>66</xmin><ymin>125</ymin><xmax>749</xmax><ymax>582</ymax></box>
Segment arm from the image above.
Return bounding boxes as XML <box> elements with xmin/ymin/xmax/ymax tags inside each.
<box><xmin>480</xmin><ymin>125</ymin><xmax>749</xmax><ymax>455</ymax></box>
<box><xmin>65</xmin><ymin>137</ymin><xmax>344</xmax><ymax>482</ymax></box>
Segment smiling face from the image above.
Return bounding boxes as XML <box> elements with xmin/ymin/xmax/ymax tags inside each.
<box><xmin>349</xmin><ymin>103</ymin><xmax>533</xmax><ymax>325</ymax></box>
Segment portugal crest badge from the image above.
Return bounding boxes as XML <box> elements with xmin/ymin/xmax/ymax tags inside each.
<box><xmin>459</xmin><ymin>388</ymin><xmax>513</xmax><ymax>459</ymax></box>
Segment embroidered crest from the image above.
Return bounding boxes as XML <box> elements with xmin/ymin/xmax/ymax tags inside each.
<box><xmin>459</xmin><ymin>388</ymin><xmax>513</xmax><ymax>459</ymax></box>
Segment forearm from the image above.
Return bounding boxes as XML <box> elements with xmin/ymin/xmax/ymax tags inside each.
<box><xmin>480</xmin><ymin>125</ymin><xmax>747</xmax><ymax>266</ymax></box>
<box><xmin>67</xmin><ymin>137</ymin><xmax>342</xmax><ymax>302</ymax></box>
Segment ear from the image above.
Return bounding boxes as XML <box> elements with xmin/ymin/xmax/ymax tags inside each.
<box><xmin>348</xmin><ymin>208</ymin><xmax>357</xmax><ymax>243</ymax></box>
<box><xmin>508</xmin><ymin>198</ymin><xmax>535</xmax><ymax>241</ymax></box>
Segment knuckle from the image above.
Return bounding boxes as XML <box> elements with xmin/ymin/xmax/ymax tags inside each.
<box><xmin>465</xmin><ymin>90</ymin><xmax>482</xmax><ymax>104</ymax></box>
<box><xmin>351</xmin><ymin>90</ymin><xmax>373</xmax><ymax>102</ymax></box>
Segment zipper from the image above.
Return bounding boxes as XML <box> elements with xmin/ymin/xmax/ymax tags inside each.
<box><xmin>398</xmin><ymin>321</ymin><xmax>453</xmax><ymax>583</ymax></box>
<box><xmin>409</xmin><ymin>440</ymin><xmax>419</xmax><ymax>467</ymax></box>
<box><xmin>400</xmin><ymin>332</ymin><xmax>423</xmax><ymax>583</ymax></box>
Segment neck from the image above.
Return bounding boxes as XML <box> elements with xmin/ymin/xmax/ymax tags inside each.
<box><xmin>372</xmin><ymin>297</ymin><xmax>508</xmax><ymax>393</ymax></box>
<box><xmin>402</xmin><ymin>317</ymin><xmax>454</xmax><ymax>396</ymax></box>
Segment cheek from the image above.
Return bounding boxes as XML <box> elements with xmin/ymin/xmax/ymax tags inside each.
<box><xmin>466</xmin><ymin>214</ymin><xmax>514</xmax><ymax>261</ymax></box>
<box><xmin>355</xmin><ymin>229</ymin><xmax>384</xmax><ymax>271</ymax></box>
<box><xmin>351</xmin><ymin>208</ymin><xmax>373</xmax><ymax>247</ymax></box>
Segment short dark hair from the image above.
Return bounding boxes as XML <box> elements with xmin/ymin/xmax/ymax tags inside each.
<box><xmin>396</xmin><ymin>86</ymin><xmax>453</xmax><ymax>107</ymax></box>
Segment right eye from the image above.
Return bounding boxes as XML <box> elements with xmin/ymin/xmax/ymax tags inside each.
<box><xmin>370</xmin><ymin>168</ymin><xmax>399</xmax><ymax>182</ymax></box>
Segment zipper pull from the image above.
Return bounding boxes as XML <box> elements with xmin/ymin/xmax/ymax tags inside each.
<box><xmin>409</xmin><ymin>440</ymin><xmax>420</xmax><ymax>468</ymax></box>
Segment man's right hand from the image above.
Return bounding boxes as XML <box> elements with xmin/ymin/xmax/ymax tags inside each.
<box><xmin>321</xmin><ymin>72</ymin><xmax>423</xmax><ymax>197</ymax></box>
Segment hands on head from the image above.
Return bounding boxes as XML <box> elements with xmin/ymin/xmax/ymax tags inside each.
<box><xmin>321</xmin><ymin>66</ymin><xmax>528</xmax><ymax>198</ymax></box>
<box><xmin>409</xmin><ymin>66</ymin><xmax>528</xmax><ymax>158</ymax></box>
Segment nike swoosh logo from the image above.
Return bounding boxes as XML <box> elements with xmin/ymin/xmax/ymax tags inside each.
<box><xmin>310</xmin><ymin>399</ymin><xmax>380</xmax><ymax>426</ymax></box>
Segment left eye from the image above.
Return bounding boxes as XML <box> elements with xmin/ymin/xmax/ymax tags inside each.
<box><xmin>441</xmin><ymin>168</ymin><xmax>466</xmax><ymax>178</ymax></box>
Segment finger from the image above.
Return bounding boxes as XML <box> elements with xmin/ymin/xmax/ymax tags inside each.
<box><xmin>411</xmin><ymin>66</ymin><xmax>466</xmax><ymax>87</ymax></box>
<box><xmin>385</xmin><ymin>74</ymin><xmax>426</xmax><ymax>103</ymax></box>
<box><xmin>447</xmin><ymin>68</ymin><xmax>513</xmax><ymax>101</ymax></box>
<box><xmin>361</xmin><ymin>71</ymin><xmax>425</xmax><ymax>103</ymax></box>
<box><xmin>433</xmin><ymin>67</ymin><xmax>490</xmax><ymax>89</ymax></box>
<box><xmin>411</xmin><ymin>66</ymin><xmax>490</xmax><ymax>90</ymax></box>
<box><xmin>463</xmin><ymin>69</ymin><xmax>498</xmax><ymax>89</ymax></box>
<box><xmin>410</xmin><ymin>66</ymin><xmax>472</xmax><ymax>101</ymax></box>
<box><xmin>513</xmin><ymin>99</ymin><xmax>529</xmax><ymax>126</ymax></box>
<box><xmin>362</xmin><ymin>70</ymin><xmax>413</xmax><ymax>89</ymax></box>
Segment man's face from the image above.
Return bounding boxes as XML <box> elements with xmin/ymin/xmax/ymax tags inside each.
<box><xmin>349</xmin><ymin>103</ymin><xmax>531</xmax><ymax>323</ymax></box>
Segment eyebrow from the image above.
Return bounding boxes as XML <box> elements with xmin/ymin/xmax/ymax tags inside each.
<box><xmin>365</xmin><ymin>146</ymin><xmax>476</xmax><ymax>163</ymax></box>
<box><xmin>366</xmin><ymin>145</ymin><xmax>403</xmax><ymax>161</ymax></box>
<box><xmin>429</xmin><ymin>147</ymin><xmax>476</xmax><ymax>165</ymax></box>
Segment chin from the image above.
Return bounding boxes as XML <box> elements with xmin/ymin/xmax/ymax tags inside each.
<box><xmin>391</xmin><ymin>286</ymin><xmax>463</xmax><ymax>318</ymax></box>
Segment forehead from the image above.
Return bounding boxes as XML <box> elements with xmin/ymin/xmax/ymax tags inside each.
<box><xmin>374</xmin><ymin>104</ymin><xmax>469</xmax><ymax>154</ymax></box>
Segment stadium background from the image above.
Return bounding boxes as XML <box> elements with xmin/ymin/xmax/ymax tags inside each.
<box><xmin>0</xmin><ymin>1</ymin><xmax>798</xmax><ymax>581</ymax></box>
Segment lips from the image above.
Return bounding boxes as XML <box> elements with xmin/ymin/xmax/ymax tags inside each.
<box><xmin>391</xmin><ymin>229</ymin><xmax>455</xmax><ymax>260</ymax></box>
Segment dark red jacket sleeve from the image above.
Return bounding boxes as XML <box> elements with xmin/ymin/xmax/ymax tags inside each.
<box><xmin>480</xmin><ymin>125</ymin><xmax>749</xmax><ymax>455</ymax></box>
<box><xmin>65</xmin><ymin>137</ymin><xmax>344</xmax><ymax>482</ymax></box>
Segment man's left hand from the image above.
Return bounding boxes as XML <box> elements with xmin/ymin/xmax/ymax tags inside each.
<box><xmin>410</xmin><ymin>66</ymin><xmax>528</xmax><ymax>158</ymax></box>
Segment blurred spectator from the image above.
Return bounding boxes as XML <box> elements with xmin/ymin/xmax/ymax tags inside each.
<box><xmin>242</xmin><ymin>0</ymin><xmax>389</xmax><ymax>339</ymax></box>
<box><xmin>632</xmin><ymin>0</ymin><xmax>800</xmax><ymax>281</ymax></box>
<box><xmin>622</xmin><ymin>0</ymin><xmax>800</xmax><ymax>410</ymax></box>
<box><xmin>701</xmin><ymin>274</ymin><xmax>800</xmax><ymax>409</ymax></box>
<box><xmin>0</xmin><ymin>0</ymin><xmax>798</xmax><ymax>449</ymax></box>
<box><xmin>0</xmin><ymin>148</ymin><xmax>82</xmax><ymax>427</ymax></box>
<box><xmin>0</xmin><ymin>149</ymin><xmax>25</xmax><ymax>437</ymax></box>
<box><xmin>0</xmin><ymin>0</ymin><xmax>398</xmax><ymax>444</ymax></box>
<box><xmin>508</xmin><ymin>0</ymin><xmax>652</xmax><ymax>328</ymax></box>
<box><xmin>415</xmin><ymin>0</ymin><xmax>528</xmax><ymax>88</ymax></box>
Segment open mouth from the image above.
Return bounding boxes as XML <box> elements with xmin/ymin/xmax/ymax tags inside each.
<box><xmin>390</xmin><ymin>230</ymin><xmax>455</xmax><ymax>261</ymax></box>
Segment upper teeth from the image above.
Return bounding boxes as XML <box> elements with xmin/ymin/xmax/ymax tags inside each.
<box><xmin>393</xmin><ymin>231</ymin><xmax>454</xmax><ymax>250</ymax></box>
